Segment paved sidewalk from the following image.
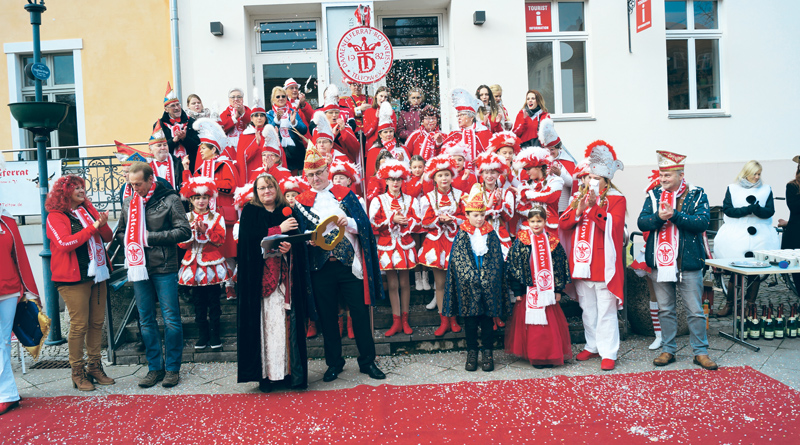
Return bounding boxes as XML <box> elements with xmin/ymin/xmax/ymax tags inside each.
<box><xmin>11</xmin><ymin>323</ymin><xmax>799</xmax><ymax>397</ymax></box>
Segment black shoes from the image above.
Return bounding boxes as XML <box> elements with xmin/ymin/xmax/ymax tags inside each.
<box><xmin>359</xmin><ymin>363</ymin><xmax>386</xmax><ymax>380</ymax></box>
<box><xmin>323</xmin><ymin>365</ymin><xmax>345</xmax><ymax>382</ymax></box>
<box><xmin>138</xmin><ymin>370</ymin><xmax>166</xmax><ymax>388</ymax></box>
<box><xmin>465</xmin><ymin>350</ymin><xmax>479</xmax><ymax>372</ymax></box>
<box><xmin>259</xmin><ymin>379</ymin><xmax>272</xmax><ymax>393</ymax></box>
<box><xmin>481</xmin><ymin>350</ymin><xmax>494</xmax><ymax>372</ymax></box>
<box><xmin>162</xmin><ymin>371</ymin><xmax>180</xmax><ymax>388</ymax></box>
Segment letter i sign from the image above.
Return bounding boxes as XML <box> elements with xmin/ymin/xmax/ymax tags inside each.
<box><xmin>637</xmin><ymin>0</ymin><xmax>652</xmax><ymax>32</ymax></box>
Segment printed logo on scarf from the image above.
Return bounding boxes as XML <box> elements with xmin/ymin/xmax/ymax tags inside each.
<box><xmin>536</xmin><ymin>268</ymin><xmax>553</xmax><ymax>289</ymax></box>
<box><xmin>575</xmin><ymin>240</ymin><xmax>591</xmax><ymax>261</ymax></box>
<box><xmin>126</xmin><ymin>243</ymin><xmax>144</xmax><ymax>263</ymax></box>
<box><xmin>657</xmin><ymin>243</ymin><xmax>675</xmax><ymax>263</ymax></box>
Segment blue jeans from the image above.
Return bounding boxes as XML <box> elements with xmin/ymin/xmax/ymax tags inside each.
<box><xmin>0</xmin><ymin>298</ymin><xmax>19</xmax><ymax>403</ymax></box>
<box><xmin>649</xmin><ymin>269</ymin><xmax>709</xmax><ymax>356</ymax></box>
<box><xmin>133</xmin><ymin>273</ymin><xmax>183</xmax><ymax>372</ymax></box>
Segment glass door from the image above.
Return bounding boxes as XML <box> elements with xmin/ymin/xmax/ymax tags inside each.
<box><xmin>262</xmin><ymin>62</ymin><xmax>320</xmax><ymax>110</ymax></box>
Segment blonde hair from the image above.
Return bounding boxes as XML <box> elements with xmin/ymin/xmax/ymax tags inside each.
<box><xmin>736</xmin><ymin>160</ymin><xmax>762</xmax><ymax>181</ymax></box>
<box><xmin>489</xmin><ymin>84</ymin><xmax>502</xmax><ymax>95</ymax></box>
<box><xmin>271</xmin><ymin>86</ymin><xmax>288</xmax><ymax>104</ymax></box>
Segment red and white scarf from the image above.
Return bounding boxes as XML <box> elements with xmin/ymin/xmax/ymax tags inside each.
<box><xmin>461</xmin><ymin>127</ymin><xmax>476</xmax><ymax>159</ymax></box>
<box><xmin>656</xmin><ymin>179</ymin><xmax>686</xmax><ymax>282</ymax></box>
<box><xmin>125</xmin><ymin>181</ymin><xmax>156</xmax><ymax>281</ymax></box>
<box><xmin>200</xmin><ymin>157</ymin><xmax>220</xmax><ymax>211</ymax></box>
<box><xmin>526</xmin><ymin>231</ymin><xmax>556</xmax><ymax>325</ymax></box>
<box><xmin>150</xmin><ymin>156</ymin><xmax>175</xmax><ymax>188</ymax></box>
<box><xmin>572</xmin><ymin>199</ymin><xmax>596</xmax><ymax>279</ymax></box>
<box><xmin>122</xmin><ymin>183</ymin><xmax>133</xmax><ymax>201</ymax></box>
<box><xmin>418</xmin><ymin>127</ymin><xmax>438</xmax><ymax>159</ymax></box>
<box><xmin>164</xmin><ymin>120</ymin><xmax>188</xmax><ymax>158</ymax></box>
<box><xmin>71</xmin><ymin>206</ymin><xmax>110</xmax><ymax>283</ymax></box>
<box><xmin>273</xmin><ymin>104</ymin><xmax>295</xmax><ymax>147</ymax></box>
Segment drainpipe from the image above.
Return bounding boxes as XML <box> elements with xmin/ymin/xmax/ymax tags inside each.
<box><xmin>170</xmin><ymin>0</ymin><xmax>182</xmax><ymax>99</ymax></box>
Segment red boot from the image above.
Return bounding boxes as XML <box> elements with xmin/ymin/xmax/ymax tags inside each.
<box><xmin>401</xmin><ymin>312</ymin><xmax>413</xmax><ymax>335</ymax></box>
<box><xmin>494</xmin><ymin>316</ymin><xmax>505</xmax><ymax>328</ymax></box>
<box><xmin>347</xmin><ymin>316</ymin><xmax>355</xmax><ymax>339</ymax></box>
<box><xmin>338</xmin><ymin>315</ymin><xmax>345</xmax><ymax>337</ymax></box>
<box><xmin>434</xmin><ymin>314</ymin><xmax>450</xmax><ymax>337</ymax></box>
<box><xmin>385</xmin><ymin>315</ymin><xmax>402</xmax><ymax>337</ymax></box>
<box><xmin>449</xmin><ymin>316</ymin><xmax>462</xmax><ymax>333</ymax></box>
<box><xmin>225</xmin><ymin>286</ymin><xmax>237</xmax><ymax>301</ymax></box>
<box><xmin>306</xmin><ymin>320</ymin><xmax>318</xmax><ymax>338</ymax></box>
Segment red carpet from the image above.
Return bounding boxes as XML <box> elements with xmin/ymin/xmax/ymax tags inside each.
<box><xmin>2</xmin><ymin>366</ymin><xmax>799</xmax><ymax>444</ymax></box>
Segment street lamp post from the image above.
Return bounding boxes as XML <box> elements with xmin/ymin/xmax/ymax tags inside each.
<box><xmin>8</xmin><ymin>0</ymin><xmax>68</xmax><ymax>345</ymax></box>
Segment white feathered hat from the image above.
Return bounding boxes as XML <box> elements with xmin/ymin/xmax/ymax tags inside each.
<box><xmin>538</xmin><ymin>117</ymin><xmax>561</xmax><ymax>148</ymax></box>
<box><xmin>321</xmin><ymin>84</ymin><xmax>340</xmax><ymax>112</ymax></box>
<box><xmin>377</xmin><ymin>159</ymin><xmax>411</xmax><ymax>181</ymax></box>
<box><xmin>193</xmin><ymin>118</ymin><xmax>227</xmax><ymax>153</ymax></box>
<box><xmin>585</xmin><ymin>140</ymin><xmax>624</xmax><ymax>180</ymax></box>
<box><xmin>262</xmin><ymin>125</ymin><xmax>283</xmax><ymax>159</ymax></box>
<box><xmin>312</xmin><ymin>111</ymin><xmax>335</xmax><ymax>144</ymax></box>
<box><xmin>377</xmin><ymin>101</ymin><xmax>395</xmax><ymax>133</ymax></box>
<box><xmin>451</xmin><ymin>88</ymin><xmax>481</xmax><ymax>115</ymax></box>
<box><xmin>329</xmin><ymin>159</ymin><xmax>361</xmax><ymax>185</ymax></box>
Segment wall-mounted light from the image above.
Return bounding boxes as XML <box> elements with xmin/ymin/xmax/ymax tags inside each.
<box><xmin>473</xmin><ymin>11</ymin><xmax>486</xmax><ymax>26</ymax></box>
<box><xmin>210</xmin><ymin>22</ymin><xmax>224</xmax><ymax>36</ymax></box>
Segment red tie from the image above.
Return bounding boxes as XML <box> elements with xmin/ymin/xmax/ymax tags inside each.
<box><xmin>157</xmin><ymin>161</ymin><xmax>169</xmax><ymax>167</ymax></box>
<box><xmin>440</xmin><ymin>194</ymin><xmax>451</xmax><ymax>207</ymax></box>
<box><xmin>170</xmin><ymin>118</ymin><xmax>181</xmax><ymax>124</ymax></box>
<box><xmin>390</xmin><ymin>197</ymin><xmax>401</xmax><ymax>212</ymax></box>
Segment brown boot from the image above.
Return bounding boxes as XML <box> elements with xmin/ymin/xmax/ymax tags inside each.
<box><xmin>71</xmin><ymin>364</ymin><xmax>95</xmax><ymax>392</ymax></box>
<box><xmin>693</xmin><ymin>355</ymin><xmax>719</xmax><ymax>370</ymax></box>
<box><xmin>86</xmin><ymin>357</ymin><xmax>116</xmax><ymax>385</ymax></box>
<box><xmin>653</xmin><ymin>352</ymin><xmax>676</xmax><ymax>367</ymax></box>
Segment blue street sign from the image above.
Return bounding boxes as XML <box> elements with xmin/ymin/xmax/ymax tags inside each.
<box><xmin>25</xmin><ymin>62</ymin><xmax>51</xmax><ymax>81</ymax></box>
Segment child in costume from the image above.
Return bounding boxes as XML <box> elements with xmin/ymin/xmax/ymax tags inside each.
<box><xmin>443</xmin><ymin>183</ymin><xmax>507</xmax><ymax>372</ymax></box>
<box><xmin>404</xmin><ymin>155</ymin><xmax>434</xmax><ymax>292</ymax></box>
<box><xmin>505</xmin><ymin>206</ymin><xmax>572</xmax><ymax>368</ymax></box>
<box><xmin>369</xmin><ymin>159</ymin><xmax>421</xmax><ymax>336</ymax></box>
<box><xmin>178</xmin><ymin>176</ymin><xmax>232</xmax><ymax>350</ymax></box>
<box><xmin>514</xmin><ymin>146</ymin><xmax>563</xmax><ymax>236</ymax></box>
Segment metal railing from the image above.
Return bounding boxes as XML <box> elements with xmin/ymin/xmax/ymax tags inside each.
<box><xmin>60</xmin><ymin>155</ymin><xmax>127</xmax><ymax>218</ymax></box>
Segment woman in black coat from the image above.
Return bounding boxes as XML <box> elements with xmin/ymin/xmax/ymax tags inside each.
<box><xmin>236</xmin><ymin>173</ymin><xmax>312</xmax><ymax>392</ymax></box>
<box><xmin>780</xmin><ymin>160</ymin><xmax>800</xmax><ymax>291</ymax></box>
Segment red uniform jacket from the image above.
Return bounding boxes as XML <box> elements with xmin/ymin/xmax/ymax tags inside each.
<box><xmin>1</xmin><ymin>214</ymin><xmax>40</xmax><ymax>301</ymax></box>
<box><xmin>46</xmin><ymin>201</ymin><xmax>113</xmax><ymax>283</ymax></box>
<box><xmin>220</xmin><ymin>106</ymin><xmax>252</xmax><ymax>137</ymax></box>
<box><xmin>406</xmin><ymin>127</ymin><xmax>444</xmax><ymax>159</ymax></box>
<box><xmin>512</xmin><ymin>108</ymin><xmax>550</xmax><ymax>146</ymax></box>
<box><xmin>363</xmin><ymin>107</ymin><xmax>397</xmax><ymax>150</ymax></box>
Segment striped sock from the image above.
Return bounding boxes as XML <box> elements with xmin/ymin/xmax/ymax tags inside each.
<box><xmin>650</xmin><ymin>301</ymin><xmax>661</xmax><ymax>333</ymax></box>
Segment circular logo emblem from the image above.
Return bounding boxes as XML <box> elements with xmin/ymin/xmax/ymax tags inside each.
<box><xmin>536</xmin><ymin>269</ymin><xmax>553</xmax><ymax>290</ymax></box>
<box><xmin>657</xmin><ymin>243</ymin><xmax>675</xmax><ymax>264</ymax></box>
<box><xmin>575</xmin><ymin>240</ymin><xmax>592</xmax><ymax>262</ymax></box>
<box><xmin>126</xmin><ymin>242</ymin><xmax>144</xmax><ymax>264</ymax></box>
<box><xmin>337</xmin><ymin>26</ymin><xmax>393</xmax><ymax>84</ymax></box>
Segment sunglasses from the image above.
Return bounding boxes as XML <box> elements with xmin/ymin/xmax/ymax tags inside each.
<box><xmin>275</xmin><ymin>95</ymin><xmax>287</xmax><ymax>99</ymax></box>
<box><xmin>229</xmin><ymin>95</ymin><xmax>243</xmax><ymax>99</ymax></box>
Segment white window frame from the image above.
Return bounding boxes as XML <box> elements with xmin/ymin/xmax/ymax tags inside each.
<box><xmin>254</xmin><ymin>18</ymin><xmax>322</xmax><ymax>55</ymax></box>
<box><xmin>378</xmin><ymin>13</ymin><xmax>444</xmax><ymax>49</ymax></box>
<box><xmin>4</xmin><ymin>39</ymin><xmax>86</xmax><ymax>157</ymax></box>
<box><xmin>525</xmin><ymin>0</ymin><xmax>593</xmax><ymax>121</ymax></box>
<box><xmin>666</xmin><ymin>0</ymin><xmax>726</xmax><ymax>118</ymax></box>
<box><xmin>19</xmin><ymin>53</ymin><xmax>77</xmax><ymax>152</ymax></box>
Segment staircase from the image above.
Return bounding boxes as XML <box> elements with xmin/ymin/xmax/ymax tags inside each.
<box><xmin>111</xmin><ymin>277</ymin><xmax>591</xmax><ymax>365</ymax></box>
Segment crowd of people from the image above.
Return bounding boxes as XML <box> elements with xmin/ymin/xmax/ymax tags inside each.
<box><xmin>1</xmin><ymin>78</ymin><xmax>796</xmax><ymax>415</ymax></box>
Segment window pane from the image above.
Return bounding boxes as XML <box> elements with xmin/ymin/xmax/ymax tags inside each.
<box><xmin>21</xmin><ymin>56</ymin><xmax>36</xmax><ymax>87</ymax></box>
<box><xmin>694</xmin><ymin>1</ymin><xmax>718</xmax><ymax>30</ymax></box>
<box><xmin>526</xmin><ymin>42</ymin><xmax>554</xmax><ymax>113</ymax></box>
<box><xmin>53</xmin><ymin>54</ymin><xmax>74</xmax><ymax>85</ymax></box>
<box><xmin>666</xmin><ymin>40</ymin><xmax>689</xmax><ymax>110</ymax></box>
<box><xmin>386</xmin><ymin>58</ymin><xmax>440</xmax><ymax>117</ymax></box>
<box><xmin>560</xmin><ymin>41</ymin><xmax>587</xmax><ymax>113</ymax></box>
<box><xmin>665</xmin><ymin>1</ymin><xmax>687</xmax><ymax>30</ymax></box>
<box><xmin>558</xmin><ymin>2</ymin><xmax>584</xmax><ymax>32</ymax></box>
<box><xmin>263</xmin><ymin>63</ymin><xmax>319</xmax><ymax>109</ymax></box>
<box><xmin>383</xmin><ymin>17</ymin><xmax>439</xmax><ymax>47</ymax></box>
<box><xmin>55</xmin><ymin>94</ymin><xmax>79</xmax><ymax>157</ymax></box>
<box><xmin>695</xmin><ymin>39</ymin><xmax>720</xmax><ymax>109</ymax></box>
<box><xmin>259</xmin><ymin>21</ymin><xmax>317</xmax><ymax>52</ymax></box>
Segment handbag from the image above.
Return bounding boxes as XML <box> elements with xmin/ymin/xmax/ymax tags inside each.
<box><xmin>12</xmin><ymin>297</ymin><xmax>51</xmax><ymax>360</ymax></box>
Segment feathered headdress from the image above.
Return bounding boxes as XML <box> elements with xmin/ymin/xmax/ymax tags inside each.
<box><xmin>262</xmin><ymin>125</ymin><xmax>282</xmax><ymax>158</ymax></box>
<box><xmin>233</xmin><ymin>184</ymin><xmax>254</xmax><ymax>210</ymax></box>
<box><xmin>180</xmin><ymin>176</ymin><xmax>218</xmax><ymax>200</ymax></box>
<box><xmin>329</xmin><ymin>159</ymin><xmax>361</xmax><ymax>185</ymax></box>
<box><xmin>312</xmin><ymin>111</ymin><xmax>334</xmax><ymax>144</ymax></box>
<box><xmin>442</xmin><ymin>140</ymin><xmax>471</xmax><ymax>162</ymax></box>
<box><xmin>321</xmin><ymin>84</ymin><xmax>340</xmax><ymax>112</ymax></box>
<box><xmin>538</xmin><ymin>118</ymin><xmax>561</xmax><ymax>148</ymax></box>
<box><xmin>474</xmin><ymin>150</ymin><xmax>509</xmax><ymax>176</ymax></box>
<box><xmin>513</xmin><ymin>147</ymin><xmax>551</xmax><ymax>171</ymax></box>
<box><xmin>451</xmin><ymin>88</ymin><xmax>481</xmax><ymax>115</ymax></box>
<box><xmin>377</xmin><ymin>101</ymin><xmax>395</xmax><ymax>133</ymax></box>
<box><xmin>251</xmin><ymin>87</ymin><xmax>266</xmax><ymax>115</ymax></box>
<box><xmin>193</xmin><ymin>118</ymin><xmax>227</xmax><ymax>152</ymax></box>
<box><xmin>377</xmin><ymin>159</ymin><xmax>410</xmax><ymax>181</ymax></box>
<box><xmin>423</xmin><ymin>153</ymin><xmax>457</xmax><ymax>182</ymax></box>
<box><xmin>280</xmin><ymin>176</ymin><xmax>310</xmax><ymax>195</ymax></box>
<box><xmin>488</xmin><ymin>131</ymin><xmax>521</xmax><ymax>154</ymax></box>
<box><xmin>585</xmin><ymin>140</ymin><xmax>624</xmax><ymax>180</ymax></box>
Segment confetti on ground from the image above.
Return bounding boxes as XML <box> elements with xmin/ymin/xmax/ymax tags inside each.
<box><xmin>2</xmin><ymin>366</ymin><xmax>799</xmax><ymax>444</ymax></box>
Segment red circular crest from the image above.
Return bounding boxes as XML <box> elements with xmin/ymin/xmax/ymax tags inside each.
<box><xmin>337</xmin><ymin>26</ymin><xmax>393</xmax><ymax>85</ymax></box>
<box><xmin>575</xmin><ymin>240</ymin><xmax>592</xmax><ymax>262</ymax></box>
<box><xmin>657</xmin><ymin>243</ymin><xmax>675</xmax><ymax>264</ymax></box>
<box><xmin>536</xmin><ymin>269</ymin><xmax>553</xmax><ymax>290</ymax></box>
<box><xmin>126</xmin><ymin>243</ymin><xmax>144</xmax><ymax>264</ymax></box>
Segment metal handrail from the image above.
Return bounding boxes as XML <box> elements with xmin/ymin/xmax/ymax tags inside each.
<box><xmin>1</xmin><ymin>141</ymin><xmax>149</xmax><ymax>154</ymax></box>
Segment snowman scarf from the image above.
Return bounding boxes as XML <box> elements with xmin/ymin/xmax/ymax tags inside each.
<box><xmin>272</xmin><ymin>104</ymin><xmax>295</xmax><ymax>148</ymax></box>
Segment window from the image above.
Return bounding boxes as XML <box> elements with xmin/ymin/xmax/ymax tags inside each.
<box><xmin>382</xmin><ymin>16</ymin><xmax>440</xmax><ymax>47</ymax></box>
<box><xmin>525</xmin><ymin>1</ymin><xmax>589</xmax><ymax>117</ymax></box>
<box><xmin>263</xmin><ymin>63</ymin><xmax>320</xmax><ymax>109</ymax></box>
<box><xmin>665</xmin><ymin>0</ymin><xmax>722</xmax><ymax>113</ymax></box>
<box><xmin>20</xmin><ymin>52</ymin><xmax>79</xmax><ymax>159</ymax></box>
<box><xmin>258</xmin><ymin>20</ymin><xmax>318</xmax><ymax>53</ymax></box>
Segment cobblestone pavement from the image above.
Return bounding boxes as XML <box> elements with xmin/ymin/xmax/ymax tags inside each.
<box><xmin>10</xmin><ymin>277</ymin><xmax>799</xmax><ymax>397</ymax></box>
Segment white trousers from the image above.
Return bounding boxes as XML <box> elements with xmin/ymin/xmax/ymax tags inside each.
<box><xmin>0</xmin><ymin>297</ymin><xmax>20</xmax><ymax>403</ymax></box>
<box><xmin>575</xmin><ymin>280</ymin><xmax>620</xmax><ymax>360</ymax></box>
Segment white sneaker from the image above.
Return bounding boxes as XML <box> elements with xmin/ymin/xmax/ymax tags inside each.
<box><xmin>649</xmin><ymin>332</ymin><xmax>663</xmax><ymax>350</ymax></box>
<box><xmin>425</xmin><ymin>295</ymin><xmax>437</xmax><ymax>310</ymax></box>
<box><xmin>421</xmin><ymin>271</ymin><xmax>432</xmax><ymax>291</ymax></box>
<box><xmin>415</xmin><ymin>271</ymin><xmax>423</xmax><ymax>290</ymax></box>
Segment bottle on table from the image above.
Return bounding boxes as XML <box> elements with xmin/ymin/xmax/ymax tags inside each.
<box><xmin>764</xmin><ymin>305</ymin><xmax>775</xmax><ymax>341</ymax></box>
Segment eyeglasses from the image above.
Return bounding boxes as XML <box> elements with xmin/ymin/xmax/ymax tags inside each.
<box><xmin>229</xmin><ymin>95</ymin><xmax>243</xmax><ymax>99</ymax></box>
<box><xmin>256</xmin><ymin>186</ymin><xmax>274</xmax><ymax>192</ymax></box>
<box><xmin>306</xmin><ymin>168</ymin><xmax>328</xmax><ymax>179</ymax></box>
<box><xmin>274</xmin><ymin>95</ymin><xmax>287</xmax><ymax>99</ymax></box>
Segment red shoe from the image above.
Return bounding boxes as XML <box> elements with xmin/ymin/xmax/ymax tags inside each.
<box><xmin>449</xmin><ymin>316</ymin><xmax>462</xmax><ymax>333</ymax></box>
<box><xmin>306</xmin><ymin>321</ymin><xmax>318</xmax><ymax>338</ymax></box>
<box><xmin>494</xmin><ymin>317</ymin><xmax>505</xmax><ymax>328</ymax></box>
<box><xmin>385</xmin><ymin>315</ymin><xmax>402</xmax><ymax>337</ymax></box>
<box><xmin>347</xmin><ymin>316</ymin><xmax>355</xmax><ymax>339</ymax></box>
<box><xmin>434</xmin><ymin>314</ymin><xmax>450</xmax><ymax>337</ymax></box>
<box><xmin>401</xmin><ymin>312</ymin><xmax>413</xmax><ymax>335</ymax></box>
<box><xmin>0</xmin><ymin>400</ymin><xmax>20</xmax><ymax>416</ymax></box>
<box><xmin>338</xmin><ymin>315</ymin><xmax>345</xmax><ymax>337</ymax></box>
<box><xmin>601</xmin><ymin>359</ymin><xmax>615</xmax><ymax>371</ymax></box>
<box><xmin>576</xmin><ymin>350</ymin><xmax>600</xmax><ymax>361</ymax></box>
<box><xmin>225</xmin><ymin>286</ymin><xmax>237</xmax><ymax>301</ymax></box>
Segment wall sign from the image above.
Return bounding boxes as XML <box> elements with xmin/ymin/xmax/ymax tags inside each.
<box><xmin>0</xmin><ymin>160</ymin><xmax>62</xmax><ymax>216</ymax></box>
<box><xmin>525</xmin><ymin>3</ymin><xmax>552</xmax><ymax>33</ymax></box>
<box><xmin>637</xmin><ymin>0</ymin><xmax>652</xmax><ymax>33</ymax></box>
<box><xmin>336</xmin><ymin>26</ymin><xmax>393</xmax><ymax>84</ymax></box>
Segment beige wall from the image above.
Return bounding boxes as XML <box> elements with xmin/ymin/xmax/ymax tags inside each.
<box><xmin>1</xmin><ymin>0</ymin><xmax>173</xmax><ymax>158</ymax></box>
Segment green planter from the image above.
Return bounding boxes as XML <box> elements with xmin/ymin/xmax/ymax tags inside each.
<box><xmin>8</xmin><ymin>101</ymin><xmax>69</xmax><ymax>133</ymax></box>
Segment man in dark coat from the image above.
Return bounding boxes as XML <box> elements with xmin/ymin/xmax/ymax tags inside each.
<box><xmin>158</xmin><ymin>83</ymin><xmax>200</xmax><ymax>172</ymax></box>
